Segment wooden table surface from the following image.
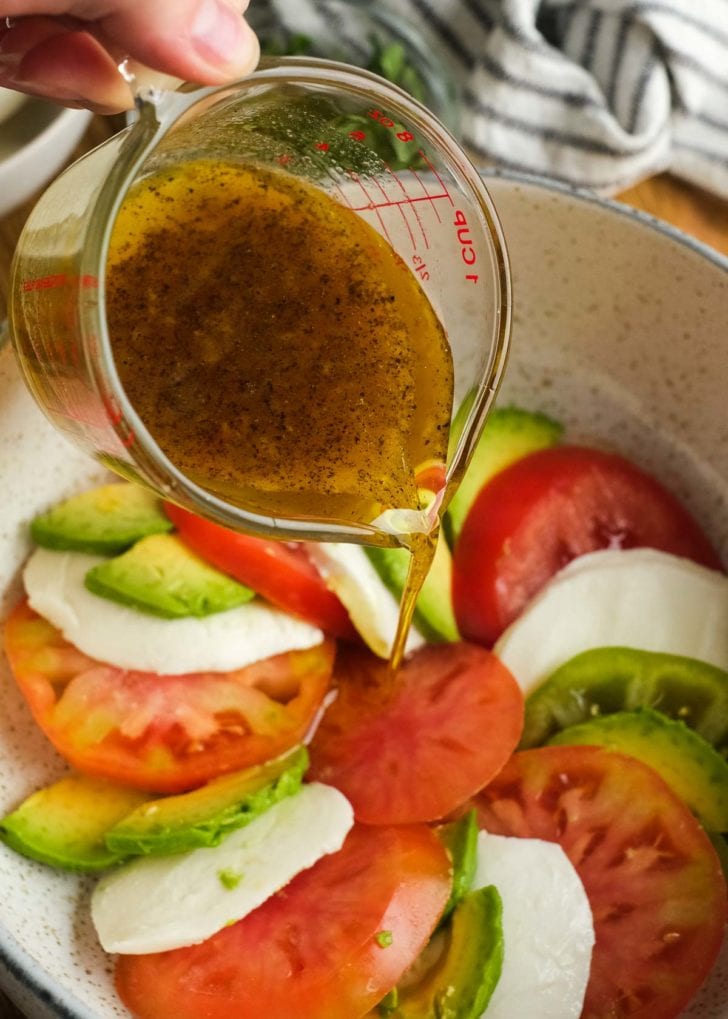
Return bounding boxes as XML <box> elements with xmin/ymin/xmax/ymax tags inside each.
<box><xmin>0</xmin><ymin>117</ymin><xmax>727</xmax><ymax>1019</ymax></box>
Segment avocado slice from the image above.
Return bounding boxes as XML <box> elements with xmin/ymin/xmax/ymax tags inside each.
<box><xmin>84</xmin><ymin>533</ymin><xmax>255</xmax><ymax>618</ymax></box>
<box><xmin>0</xmin><ymin>775</ymin><xmax>148</xmax><ymax>872</ymax></box>
<box><xmin>105</xmin><ymin>746</ymin><xmax>308</xmax><ymax>856</ymax></box>
<box><xmin>549</xmin><ymin>707</ymin><xmax>728</xmax><ymax>832</ymax></box>
<box><xmin>31</xmin><ymin>483</ymin><xmax>172</xmax><ymax>554</ymax></box>
<box><xmin>365</xmin><ymin>529</ymin><xmax>459</xmax><ymax>642</ymax></box>
<box><xmin>378</xmin><ymin>885</ymin><xmax>504</xmax><ymax>1018</ymax></box>
<box><xmin>437</xmin><ymin>810</ymin><xmax>478</xmax><ymax>921</ymax></box>
<box><xmin>522</xmin><ymin>646</ymin><xmax>728</xmax><ymax>755</ymax></box>
<box><xmin>445</xmin><ymin>405</ymin><xmax>563</xmax><ymax>546</ymax></box>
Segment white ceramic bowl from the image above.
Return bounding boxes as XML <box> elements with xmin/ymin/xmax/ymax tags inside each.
<box><xmin>0</xmin><ymin>88</ymin><xmax>27</xmax><ymax>125</ymax></box>
<box><xmin>0</xmin><ymin>99</ymin><xmax>93</xmax><ymax>217</ymax></box>
<box><xmin>0</xmin><ymin>174</ymin><xmax>727</xmax><ymax>1017</ymax></box>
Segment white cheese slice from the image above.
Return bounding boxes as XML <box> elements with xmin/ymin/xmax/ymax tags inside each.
<box><xmin>305</xmin><ymin>542</ymin><xmax>424</xmax><ymax>659</ymax></box>
<box><xmin>474</xmin><ymin>831</ymin><xmax>594</xmax><ymax>1019</ymax></box>
<box><xmin>91</xmin><ymin>782</ymin><xmax>353</xmax><ymax>954</ymax></box>
<box><xmin>494</xmin><ymin>548</ymin><xmax>728</xmax><ymax>695</ymax></box>
<box><xmin>23</xmin><ymin>547</ymin><xmax>324</xmax><ymax>675</ymax></box>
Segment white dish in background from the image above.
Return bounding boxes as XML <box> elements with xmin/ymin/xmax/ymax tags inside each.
<box><xmin>0</xmin><ymin>98</ymin><xmax>92</xmax><ymax>217</ymax></box>
<box><xmin>0</xmin><ymin>173</ymin><xmax>727</xmax><ymax>1017</ymax></box>
<box><xmin>0</xmin><ymin>88</ymin><xmax>27</xmax><ymax>125</ymax></box>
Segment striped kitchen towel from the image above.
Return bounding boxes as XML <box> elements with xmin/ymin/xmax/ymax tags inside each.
<box><xmin>254</xmin><ymin>0</ymin><xmax>728</xmax><ymax>197</ymax></box>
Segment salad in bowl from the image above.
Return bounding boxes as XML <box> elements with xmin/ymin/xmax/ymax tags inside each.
<box><xmin>0</xmin><ymin>174</ymin><xmax>727</xmax><ymax>1018</ymax></box>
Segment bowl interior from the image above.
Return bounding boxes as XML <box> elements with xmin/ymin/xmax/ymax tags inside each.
<box><xmin>0</xmin><ymin>175</ymin><xmax>727</xmax><ymax>1017</ymax></box>
<box><xmin>0</xmin><ymin>102</ymin><xmax>93</xmax><ymax>218</ymax></box>
<box><xmin>0</xmin><ymin>97</ymin><xmax>56</xmax><ymax>161</ymax></box>
<box><xmin>487</xmin><ymin>174</ymin><xmax>728</xmax><ymax>560</ymax></box>
<box><xmin>0</xmin><ymin>88</ymin><xmax>27</xmax><ymax>129</ymax></box>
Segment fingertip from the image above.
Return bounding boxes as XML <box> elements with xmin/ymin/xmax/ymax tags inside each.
<box><xmin>101</xmin><ymin>1</ymin><xmax>260</xmax><ymax>88</ymax></box>
<box><xmin>189</xmin><ymin>2</ymin><xmax>260</xmax><ymax>80</ymax></box>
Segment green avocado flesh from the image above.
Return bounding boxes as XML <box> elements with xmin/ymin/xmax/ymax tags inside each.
<box><xmin>378</xmin><ymin>885</ymin><xmax>504</xmax><ymax>1018</ymax></box>
<box><xmin>0</xmin><ymin>775</ymin><xmax>148</xmax><ymax>872</ymax></box>
<box><xmin>549</xmin><ymin>707</ymin><xmax>728</xmax><ymax>832</ymax></box>
<box><xmin>437</xmin><ymin>810</ymin><xmax>478</xmax><ymax>921</ymax></box>
<box><xmin>365</xmin><ymin>529</ymin><xmax>459</xmax><ymax>642</ymax></box>
<box><xmin>105</xmin><ymin>746</ymin><xmax>308</xmax><ymax>856</ymax></box>
<box><xmin>444</xmin><ymin>405</ymin><xmax>563</xmax><ymax>546</ymax></box>
<box><xmin>84</xmin><ymin>533</ymin><xmax>254</xmax><ymax>618</ymax></box>
<box><xmin>30</xmin><ymin>483</ymin><xmax>172</xmax><ymax>554</ymax></box>
<box><xmin>522</xmin><ymin>647</ymin><xmax>728</xmax><ymax>756</ymax></box>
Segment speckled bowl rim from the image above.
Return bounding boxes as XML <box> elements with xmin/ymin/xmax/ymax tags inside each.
<box><xmin>1</xmin><ymin>169</ymin><xmax>727</xmax><ymax>1019</ymax></box>
<box><xmin>0</xmin><ymin>943</ymin><xmax>92</xmax><ymax>1019</ymax></box>
<box><xmin>480</xmin><ymin>167</ymin><xmax>728</xmax><ymax>273</ymax></box>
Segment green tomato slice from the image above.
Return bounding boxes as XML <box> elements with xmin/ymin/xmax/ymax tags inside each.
<box><xmin>522</xmin><ymin>647</ymin><xmax>728</xmax><ymax>755</ymax></box>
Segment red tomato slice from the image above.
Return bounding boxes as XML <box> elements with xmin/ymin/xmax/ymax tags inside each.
<box><xmin>474</xmin><ymin>745</ymin><xmax>727</xmax><ymax>1019</ymax></box>
<box><xmin>163</xmin><ymin>502</ymin><xmax>356</xmax><ymax>640</ymax></box>
<box><xmin>116</xmin><ymin>823</ymin><xmax>451</xmax><ymax>1019</ymax></box>
<box><xmin>453</xmin><ymin>445</ymin><xmax>722</xmax><ymax>646</ymax></box>
<box><xmin>4</xmin><ymin>600</ymin><xmax>333</xmax><ymax>792</ymax></box>
<box><xmin>307</xmin><ymin>642</ymin><xmax>523</xmax><ymax>823</ymax></box>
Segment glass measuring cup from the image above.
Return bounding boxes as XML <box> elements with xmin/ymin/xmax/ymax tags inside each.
<box><xmin>9</xmin><ymin>58</ymin><xmax>511</xmax><ymax>549</ymax></box>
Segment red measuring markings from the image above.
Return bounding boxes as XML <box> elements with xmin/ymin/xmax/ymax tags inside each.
<box><xmin>367</xmin><ymin>109</ymin><xmax>415</xmax><ymax>145</ymax></box>
<box><xmin>101</xmin><ymin>389</ymin><xmax>136</xmax><ymax>450</ymax></box>
<box><xmin>412</xmin><ymin>255</ymin><xmax>430</xmax><ymax>282</ymax></box>
<box><xmin>344</xmin><ymin>150</ymin><xmax>453</xmax><ymax>218</ymax></box>
<box><xmin>345</xmin><ymin>190</ymin><xmax>453</xmax><ymax>213</ymax></box>
<box><xmin>323</xmin><ymin>116</ymin><xmax>480</xmax><ymax>285</ymax></box>
<box><xmin>454</xmin><ymin>210</ymin><xmax>479</xmax><ymax>284</ymax></box>
<box><xmin>404</xmin><ymin>151</ymin><xmax>480</xmax><ymax>285</ymax></box>
<box><xmin>372</xmin><ymin>169</ymin><xmax>418</xmax><ymax>251</ymax></box>
<box><xmin>346</xmin><ymin>172</ymin><xmax>395</xmax><ymax>249</ymax></box>
<box><xmin>383</xmin><ymin>162</ymin><xmax>429</xmax><ymax>250</ymax></box>
<box><xmin>417</xmin><ymin>150</ymin><xmax>455</xmax><ymax>207</ymax></box>
<box><xmin>409</xmin><ymin>167</ymin><xmax>443</xmax><ymax>224</ymax></box>
<box><xmin>330</xmin><ymin>175</ymin><xmax>395</xmax><ymax>249</ymax></box>
<box><xmin>21</xmin><ymin>273</ymin><xmax>98</xmax><ymax>292</ymax></box>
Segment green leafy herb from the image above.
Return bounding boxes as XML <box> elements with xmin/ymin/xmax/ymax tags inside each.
<box><xmin>367</xmin><ymin>40</ymin><xmax>426</xmax><ymax>105</ymax></box>
<box><xmin>262</xmin><ymin>32</ymin><xmax>314</xmax><ymax>57</ymax></box>
<box><xmin>257</xmin><ymin>32</ymin><xmax>427</xmax><ymax>170</ymax></box>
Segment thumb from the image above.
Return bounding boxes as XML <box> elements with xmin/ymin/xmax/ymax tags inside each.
<box><xmin>98</xmin><ymin>0</ymin><xmax>259</xmax><ymax>85</ymax></box>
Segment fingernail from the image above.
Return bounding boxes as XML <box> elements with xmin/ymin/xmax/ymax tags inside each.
<box><xmin>191</xmin><ymin>0</ymin><xmax>251</xmax><ymax>69</ymax></box>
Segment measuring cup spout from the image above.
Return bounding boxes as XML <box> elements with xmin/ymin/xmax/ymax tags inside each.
<box><xmin>116</xmin><ymin>57</ymin><xmax>195</xmax><ymax>123</ymax></box>
<box><xmin>372</xmin><ymin>508</ymin><xmax>438</xmax><ymax>544</ymax></box>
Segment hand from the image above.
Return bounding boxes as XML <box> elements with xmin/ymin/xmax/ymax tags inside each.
<box><xmin>0</xmin><ymin>0</ymin><xmax>259</xmax><ymax>113</ymax></box>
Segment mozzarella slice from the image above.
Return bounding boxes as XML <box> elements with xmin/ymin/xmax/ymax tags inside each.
<box><xmin>91</xmin><ymin>782</ymin><xmax>353</xmax><ymax>954</ymax></box>
<box><xmin>305</xmin><ymin>542</ymin><xmax>424</xmax><ymax>659</ymax></box>
<box><xmin>494</xmin><ymin>548</ymin><xmax>728</xmax><ymax>695</ymax></box>
<box><xmin>23</xmin><ymin>548</ymin><xmax>324</xmax><ymax>675</ymax></box>
<box><xmin>474</xmin><ymin>832</ymin><xmax>594</xmax><ymax>1019</ymax></box>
